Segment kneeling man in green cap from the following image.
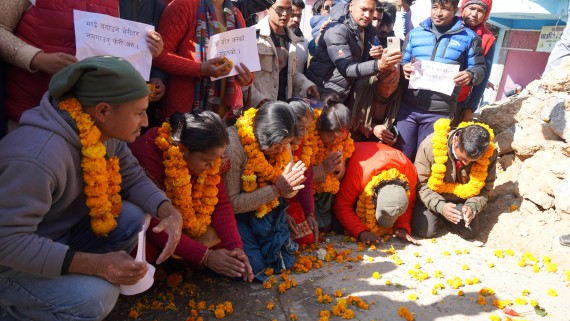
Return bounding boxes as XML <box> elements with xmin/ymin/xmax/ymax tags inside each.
<box><xmin>0</xmin><ymin>56</ymin><xmax>183</xmax><ymax>321</ymax></box>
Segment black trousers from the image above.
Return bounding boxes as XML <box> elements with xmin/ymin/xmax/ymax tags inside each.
<box><xmin>411</xmin><ymin>200</ymin><xmax>480</xmax><ymax>240</ymax></box>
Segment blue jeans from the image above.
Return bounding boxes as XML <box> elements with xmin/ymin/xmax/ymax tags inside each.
<box><xmin>394</xmin><ymin>102</ymin><xmax>452</xmax><ymax>162</ymax></box>
<box><xmin>0</xmin><ymin>201</ymin><xmax>144</xmax><ymax>321</ymax></box>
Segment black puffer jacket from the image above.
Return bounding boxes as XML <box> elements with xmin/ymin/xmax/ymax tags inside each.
<box><xmin>306</xmin><ymin>3</ymin><xmax>380</xmax><ymax>102</ymax></box>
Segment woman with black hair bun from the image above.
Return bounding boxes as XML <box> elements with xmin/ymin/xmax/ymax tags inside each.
<box><xmin>309</xmin><ymin>94</ymin><xmax>355</xmax><ymax>232</ymax></box>
<box><xmin>223</xmin><ymin>102</ymin><xmax>307</xmax><ymax>281</ymax></box>
<box><xmin>130</xmin><ymin>110</ymin><xmax>254</xmax><ymax>282</ymax></box>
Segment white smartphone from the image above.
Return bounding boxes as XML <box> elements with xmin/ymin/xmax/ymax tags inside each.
<box><xmin>387</xmin><ymin>36</ymin><xmax>400</xmax><ymax>52</ymax></box>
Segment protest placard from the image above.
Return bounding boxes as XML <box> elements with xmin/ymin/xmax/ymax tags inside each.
<box><xmin>74</xmin><ymin>10</ymin><xmax>154</xmax><ymax>80</ymax></box>
<box><xmin>207</xmin><ymin>27</ymin><xmax>260</xmax><ymax>81</ymax></box>
<box><xmin>408</xmin><ymin>60</ymin><xmax>460</xmax><ymax>96</ymax></box>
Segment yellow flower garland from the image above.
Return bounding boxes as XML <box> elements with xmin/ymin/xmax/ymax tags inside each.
<box><xmin>235</xmin><ymin>108</ymin><xmax>291</xmax><ymax>218</ymax></box>
<box><xmin>427</xmin><ymin>118</ymin><xmax>495</xmax><ymax>199</ymax></box>
<box><xmin>310</xmin><ymin>109</ymin><xmax>355</xmax><ymax>194</ymax></box>
<box><xmin>155</xmin><ymin>122</ymin><xmax>220</xmax><ymax>238</ymax></box>
<box><xmin>58</xmin><ymin>97</ymin><xmax>122</xmax><ymax>236</ymax></box>
<box><xmin>355</xmin><ymin>168</ymin><xmax>410</xmax><ymax>236</ymax></box>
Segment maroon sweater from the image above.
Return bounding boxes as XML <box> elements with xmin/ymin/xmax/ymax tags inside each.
<box><xmin>130</xmin><ymin>127</ymin><xmax>243</xmax><ymax>264</ymax></box>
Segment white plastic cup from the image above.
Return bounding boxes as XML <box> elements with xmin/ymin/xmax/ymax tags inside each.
<box><xmin>119</xmin><ymin>214</ymin><xmax>155</xmax><ymax>296</ymax></box>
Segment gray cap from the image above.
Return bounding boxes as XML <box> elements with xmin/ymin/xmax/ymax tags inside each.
<box><xmin>375</xmin><ymin>184</ymin><xmax>409</xmax><ymax>227</ymax></box>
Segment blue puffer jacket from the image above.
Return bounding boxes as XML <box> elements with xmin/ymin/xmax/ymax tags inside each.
<box><xmin>401</xmin><ymin>16</ymin><xmax>485</xmax><ymax>113</ymax></box>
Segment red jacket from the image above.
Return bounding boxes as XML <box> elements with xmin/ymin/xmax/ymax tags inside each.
<box><xmin>153</xmin><ymin>0</ymin><xmax>246</xmax><ymax>122</ymax></box>
<box><xmin>334</xmin><ymin>142</ymin><xmax>417</xmax><ymax>238</ymax></box>
<box><xmin>5</xmin><ymin>0</ymin><xmax>119</xmax><ymax>121</ymax></box>
<box><xmin>130</xmin><ymin>127</ymin><xmax>243</xmax><ymax>264</ymax></box>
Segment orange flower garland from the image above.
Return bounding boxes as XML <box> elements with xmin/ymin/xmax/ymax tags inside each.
<box><xmin>355</xmin><ymin>168</ymin><xmax>410</xmax><ymax>236</ymax></box>
<box><xmin>58</xmin><ymin>97</ymin><xmax>122</xmax><ymax>236</ymax></box>
<box><xmin>427</xmin><ymin>118</ymin><xmax>495</xmax><ymax>199</ymax></box>
<box><xmin>155</xmin><ymin>122</ymin><xmax>220</xmax><ymax>238</ymax></box>
<box><xmin>235</xmin><ymin>108</ymin><xmax>291</xmax><ymax>218</ymax></box>
<box><xmin>310</xmin><ymin>109</ymin><xmax>355</xmax><ymax>194</ymax></box>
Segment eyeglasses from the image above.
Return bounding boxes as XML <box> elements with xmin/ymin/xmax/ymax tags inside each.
<box><xmin>323</xmin><ymin>4</ymin><xmax>331</xmax><ymax>11</ymax></box>
<box><xmin>271</xmin><ymin>6</ymin><xmax>293</xmax><ymax>16</ymax></box>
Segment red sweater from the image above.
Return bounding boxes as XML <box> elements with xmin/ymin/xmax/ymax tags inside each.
<box><xmin>334</xmin><ymin>142</ymin><xmax>417</xmax><ymax>238</ymax></box>
<box><xmin>153</xmin><ymin>0</ymin><xmax>246</xmax><ymax>122</ymax></box>
<box><xmin>130</xmin><ymin>127</ymin><xmax>243</xmax><ymax>264</ymax></box>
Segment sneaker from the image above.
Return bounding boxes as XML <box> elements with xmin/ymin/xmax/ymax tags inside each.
<box><xmin>559</xmin><ymin>234</ymin><xmax>570</xmax><ymax>247</ymax></box>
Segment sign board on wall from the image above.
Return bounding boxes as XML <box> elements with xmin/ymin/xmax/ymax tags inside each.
<box><xmin>536</xmin><ymin>26</ymin><xmax>565</xmax><ymax>52</ymax></box>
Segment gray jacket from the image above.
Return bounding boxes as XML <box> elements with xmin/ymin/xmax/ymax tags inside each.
<box><xmin>306</xmin><ymin>4</ymin><xmax>380</xmax><ymax>102</ymax></box>
<box><xmin>0</xmin><ymin>93</ymin><xmax>168</xmax><ymax>276</ymax></box>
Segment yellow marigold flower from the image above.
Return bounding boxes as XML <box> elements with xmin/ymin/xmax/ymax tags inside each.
<box><xmin>197</xmin><ymin>301</ymin><xmax>207</xmax><ymax>311</ymax></box>
<box><xmin>546</xmin><ymin>263</ymin><xmax>557</xmax><ymax>273</ymax></box>
<box><xmin>263</xmin><ymin>281</ymin><xmax>272</xmax><ymax>289</ymax></box>
<box><xmin>431</xmin><ymin>238</ymin><xmax>437</xmax><ymax>243</ymax></box>
<box><xmin>464</xmin><ymin>249</ymin><xmax>470</xmax><ymax>254</ymax></box>
<box><xmin>477</xmin><ymin>295</ymin><xmax>487</xmax><ymax>306</ymax></box>
<box><xmin>266</xmin><ymin>302</ymin><xmax>274</xmax><ymax>310</ymax></box>
<box><xmin>532</xmin><ymin>264</ymin><xmax>540</xmax><ymax>273</ymax></box>
<box><xmin>289</xmin><ymin>313</ymin><xmax>297</xmax><ymax>321</ymax></box>
<box><xmin>214</xmin><ymin>307</ymin><xmax>225</xmax><ymax>318</ymax></box>
<box><xmin>408</xmin><ymin>293</ymin><xmax>418</xmax><ymax>301</ymax></box>
<box><xmin>518</xmin><ymin>258</ymin><xmax>526</xmax><ymax>267</ymax></box>
<box><xmin>455</xmin><ymin>249</ymin><xmax>462</xmax><ymax>255</ymax></box>
<box><xmin>335</xmin><ymin>290</ymin><xmax>343</xmax><ymax>297</ymax></box>
<box><xmin>385</xmin><ymin>280</ymin><xmax>392</xmax><ymax>286</ymax></box>
<box><xmin>458</xmin><ymin>290</ymin><xmax>465</xmax><ymax>296</ymax></box>
<box><xmin>265</xmin><ymin>268</ymin><xmax>274</xmax><ymax>276</ymax></box>
<box><xmin>522</xmin><ymin>289</ymin><xmax>530</xmax><ymax>296</ymax></box>
<box><xmin>369</xmin><ymin>244</ymin><xmax>377</xmax><ymax>251</ymax></box>
<box><xmin>566</xmin><ymin>270</ymin><xmax>570</xmax><ymax>281</ymax></box>
<box><xmin>530</xmin><ymin>299</ymin><xmax>538</xmax><ymax>307</ymax></box>
<box><xmin>414</xmin><ymin>252</ymin><xmax>420</xmax><ymax>257</ymax></box>
<box><xmin>510</xmin><ymin>204</ymin><xmax>518</xmax><ymax>211</ymax></box>
<box><xmin>515</xmin><ymin>297</ymin><xmax>527</xmax><ymax>305</ymax></box>
<box><xmin>320</xmin><ymin>310</ymin><xmax>331</xmax><ymax>317</ymax></box>
<box><xmin>543</xmin><ymin>255</ymin><xmax>551</xmax><ymax>264</ymax></box>
<box><xmin>414</xmin><ymin>263</ymin><xmax>421</xmax><ymax>269</ymax></box>
<box><xmin>462</xmin><ymin>264</ymin><xmax>469</xmax><ymax>270</ymax></box>
<box><xmin>488</xmin><ymin>262</ymin><xmax>495</xmax><ymax>268</ymax></box>
<box><xmin>426</xmin><ymin>257</ymin><xmax>433</xmax><ymax>263</ymax></box>
<box><xmin>315</xmin><ymin>288</ymin><xmax>323</xmax><ymax>296</ymax></box>
<box><xmin>479</xmin><ymin>287</ymin><xmax>495</xmax><ymax>296</ymax></box>
<box><xmin>489</xmin><ymin>315</ymin><xmax>501</xmax><ymax>321</ymax></box>
<box><xmin>505</xmin><ymin>249</ymin><xmax>514</xmax><ymax>256</ymax></box>
<box><xmin>547</xmin><ymin>288</ymin><xmax>558</xmax><ymax>296</ymax></box>
<box><xmin>398</xmin><ymin>306</ymin><xmax>414</xmax><ymax>321</ymax></box>
<box><xmin>372</xmin><ymin>272</ymin><xmax>381</xmax><ymax>279</ymax></box>
<box><xmin>494</xmin><ymin>249</ymin><xmax>504</xmax><ymax>258</ymax></box>
<box><xmin>443</xmin><ymin>251</ymin><xmax>450</xmax><ymax>256</ymax></box>
<box><xmin>435</xmin><ymin>270</ymin><xmax>444</xmax><ymax>279</ymax></box>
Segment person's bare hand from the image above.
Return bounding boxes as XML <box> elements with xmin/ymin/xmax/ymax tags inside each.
<box><xmin>459</xmin><ymin>108</ymin><xmax>473</xmax><ymax>123</ymax></box>
<box><xmin>334</xmin><ymin>161</ymin><xmax>346</xmax><ymax>180</ymax></box>
<box><xmin>394</xmin><ymin>228</ymin><xmax>419</xmax><ymax>245</ymax></box>
<box><xmin>402</xmin><ymin>62</ymin><xmax>413</xmax><ymax>80</ymax></box>
<box><xmin>306</xmin><ymin>215</ymin><xmax>320</xmax><ymax>243</ymax></box>
<box><xmin>369</xmin><ymin>45</ymin><xmax>383</xmax><ymax>59</ymax></box>
<box><xmin>153</xmin><ymin>202</ymin><xmax>183</xmax><ymax>264</ymax></box>
<box><xmin>275</xmin><ymin>161</ymin><xmax>307</xmax><ymax>195</ymax></box>
<box><xmin>486</xmin><ymin>81</ymin><xmax>497</xmax><ymax>91</ymax></box>
<box><xmin>307</xmin><ymin>85</ymin><xmax>321</xmax><ymax>101</ymax></box>
<box><xmin>31</xmin><ymin>52</ymin><xmax>77</xmax><ymax>75</ymax></box>
<box><xmin>149</xmin><ymin>77</ymin><xmax>166</xmax><ymax>101</ymax></box>
<box><xmin>200</xmin><ymin>56</ymin><xmax>232</xmax><ymax>78</ymax></box>
<box><xmin>147</xmin><ymin>31</ymin><xmax>164</xmax><ymax>58</ymax></box>
<box><xmin>322</xmin><ymin>151</ymin><xmax>343</xmax><ymax>174</ymax></box>
<box><xmin>454</xmin><ymin>70</ymin><xmax>472</xmax><ymax>86</ymax></box>
<box><xmin>287</xmin><ymin>215</ymin><xmax>300</xmax><ymax>236</ymax></box>
<box><xmin>373</xmin><ymin>125</ymin><xmax>396</xmax><ymax>145</ymax></box>
<box><xmin>462</xmin><ymin>205</ymin><xmax>475</xmax><ymax>227</ymax></box>
<box><xmin>377</xmin><ymin>49</ymin><xmax>402</xmax><ymax>72</ymax></box>
<box><xmin>235</xmin><ymin>63</ymin><xmax>253</xmax><ymax>86</ymax></box>
<box><xmin>442</xmin><ymin>203</ymin><xmax>462</xmax><ymax>224</ymax></box>
<box><xmin>358</xmin><ymin>231</ymin><xmax>383</xmax><ymax>245</ymax></box>
<box><xmin>94</xmin><ymin>252</ymin><xmax>148</xmax><ymax>285</ymax></box>
<box><xmin>207</xmin><ymin>248</ymin><xmax>253</xmax><ymax>281</ymax></box>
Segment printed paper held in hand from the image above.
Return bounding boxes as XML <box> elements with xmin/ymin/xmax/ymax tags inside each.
<box><xmin>74</xmin><ymin>10</ymin><xmax>154</xmax><ymax>80</ymax></box>
<box><xmin>408</xmin><ymin>60</ymin><xmax>460</xmax><ymax>96</ymax></box>
<box><xmin>207</xmin><ymin>27</ymin><xmax>261</xmax><ymax>81</ymax></box>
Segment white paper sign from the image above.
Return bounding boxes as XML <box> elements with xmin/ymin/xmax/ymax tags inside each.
<box><xmin>408</xmin><ymin>60</ymin><xmax>460</xmax><ymax>96</ymax></box>
<box><xmin>536</xmin><ymin>26</ymin><xmax>565</xmax><ymax>53</ymax></box>
<box><xmin>207</xmin><ymin>27</ymin><xmax>261</xmax><ymax>81</ymax></box>
<box><xmin>74</xmin><ymin>10</ymin><xmax>154</xmax><ymax>80</ymax></box>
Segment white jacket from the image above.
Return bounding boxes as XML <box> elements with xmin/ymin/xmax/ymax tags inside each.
<box><xmin>247</xmin><ymin>16</ymin><xmax>315</xmax><ymax>107</ymax></box>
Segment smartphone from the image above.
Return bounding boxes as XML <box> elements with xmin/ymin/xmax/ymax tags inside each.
<box><xmin>387</xmin><ymin>36</ymin><xmax>400</xmax><ymax>53</ymax></box>
<box><xmin>389</xmin><ymin>125</ymin><xmax>399</xmax><ymax>138</ymax></box>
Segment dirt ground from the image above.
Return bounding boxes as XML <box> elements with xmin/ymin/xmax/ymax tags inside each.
<box><xmin>106</xmin><ymin>167</ymin><xmax>570</xmax><ymax>321</ymax></box>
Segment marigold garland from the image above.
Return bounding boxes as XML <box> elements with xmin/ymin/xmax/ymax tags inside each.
<box><xmin>58</xmin><ymin>97</ymin><xmax>122</xmax><ymax>236</ymax></box>
<box><xmin>310</xmin><ymin>109</ymin><xmax>355</xmax><ymax>194</ymax></box>
<box><xmin>235</xmin><ymin>108</ymin><xmax>291</xmax><ymax>218</ymax></box>
<box><xmin>427</xmin><ymin>118</ymin><xmax>495</xmax><ymax>199</ymax></box>
<box><xmin>355</xmin><ymin>168</ymin><xmax>410</xmax><ymax>236</ymax></box>
<box><xmin>154</xmin><ymin>122</ymin><xmax>220</xmax><ymax>238</ymax></box>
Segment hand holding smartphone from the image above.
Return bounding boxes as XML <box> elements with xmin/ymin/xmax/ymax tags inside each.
<box><xmin>387</xmin><ymin>36</ymin><xmax>400</xmax><ymax>53</ymax></box>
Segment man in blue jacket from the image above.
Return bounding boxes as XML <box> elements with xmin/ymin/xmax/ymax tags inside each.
<box><xmin>394</xmin><ymin>0</ymin><xmax>485</xmax><ymax>162</ymax></box>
